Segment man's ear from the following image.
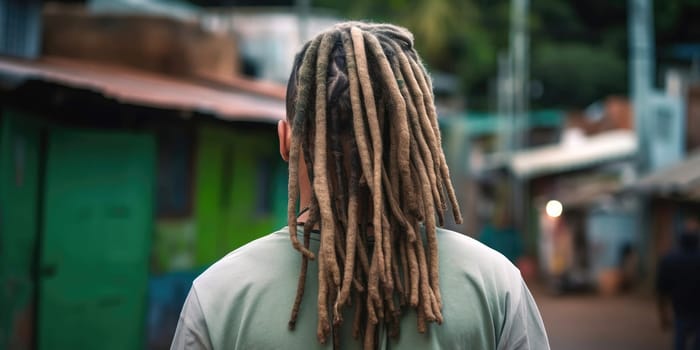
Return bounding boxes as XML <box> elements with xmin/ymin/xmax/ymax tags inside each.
<box><xmin>278</xmin><ymin>120</ymin><xmax>291</xmax><ymax>162</ymax></box>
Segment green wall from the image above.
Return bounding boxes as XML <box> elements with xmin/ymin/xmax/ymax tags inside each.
<box><xmin>0</xmin><ymin>108</ymin><xmax>289</xmax><ymax>350</ymax></box>
<box><xmin>0</xmin><ymin>111</ymin><xmax>42</xmax><ymax>350</ymax></box>
<box><xmin>152</xmin><ymin>219</ymin><xmax>197</xmax><ymax>273</ymax></box>
<box><xmin>38</xmin><ymin>128</ymin><xmax>155</xmax><ymax>350</ymax></box>
<box><xmin>1</xmin><ymin>110</ymin><xmax>159</xmax><ymax>349</ymax></box>
<box><xmin>193</xmin><ymin>125</ymin><xmax>287</xmax><ymax>267</ymax></box>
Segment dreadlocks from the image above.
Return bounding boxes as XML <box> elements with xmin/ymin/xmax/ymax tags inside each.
<box><xmin>285</xmin><ymin>22</ymin><xmax>462</xmax><ymax>349</ymax></box>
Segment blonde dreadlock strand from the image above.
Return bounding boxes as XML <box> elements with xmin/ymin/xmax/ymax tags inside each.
<box><xmin>284</xmin><ymin>22</ymin><xmax>463</xmax><ymax>349</ymax></box>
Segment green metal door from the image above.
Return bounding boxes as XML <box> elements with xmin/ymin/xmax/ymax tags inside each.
<box><xmin>38</xmin><ymin>129</ymin><xmax>155</xmax><ymax>350</ymax></box>
<box><xmin>0</xmin><ymin>111</ymin><xmax>42</xmax><ymax>350</ymax></box>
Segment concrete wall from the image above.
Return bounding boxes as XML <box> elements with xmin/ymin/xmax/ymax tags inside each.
<box><xmin>42</xmin><ymin>4</ymin><xmax>240</xmax><ymax>80</ymax></box>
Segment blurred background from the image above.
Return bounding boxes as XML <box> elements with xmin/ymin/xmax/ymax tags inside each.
<box><xmin>0</xmin><ymin>0</ymin><xmax>698</xmax><ymax>349</ymax></box>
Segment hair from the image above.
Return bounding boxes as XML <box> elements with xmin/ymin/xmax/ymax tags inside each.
<box><xmin>285</xmin><ymin>22</ymin><xmax>462</xmax><ymax>349</ymax></box>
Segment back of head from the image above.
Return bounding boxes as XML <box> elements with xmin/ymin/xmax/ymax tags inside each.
<box><xmin>284</xmin><ymin>22</ymin><xmax>462</xmax><ymax>348</ymax></box>
<box><xmin>681</xmin><ymin>217</ymin><xmax>700</xmax><ymax>252</ymax></box>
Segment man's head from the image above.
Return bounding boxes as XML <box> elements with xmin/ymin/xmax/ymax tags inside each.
<box><xmin>683</xmin><ymin>216</ymin><xmax>700</xmax><ymax>233</ymax></box>
<box><xmin>278</xmin><ymin>22</ymin><xmax>462</xmax><ymax>348</ymax></box>
<box><xmin>680</xmin><ymin>216</ymin><xmax>700</xmax><ymax>251</ymax></box>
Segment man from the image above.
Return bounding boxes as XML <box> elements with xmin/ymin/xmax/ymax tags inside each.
<box><xmin>171</xmin><ymin>22</ymin><xmax>549</xmax><ymax>349</ymax></box>
<box><xmin>658</xmin><ymin>216</ymin><xmax>700</xmax><ymax>350</ymax></box>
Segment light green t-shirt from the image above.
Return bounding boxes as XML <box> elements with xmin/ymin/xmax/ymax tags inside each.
<box><xmin>171</xmin><ymin>226</ymin><xmax>549</xmax><ymax>350</ymax></box>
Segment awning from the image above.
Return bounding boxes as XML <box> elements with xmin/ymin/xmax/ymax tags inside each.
<box><xmin>556</xmin><ymin>180</ymin><xmax>621</xmax><ymax>208</ymax></box>
<box><xmin>0</xmin><ymin>56</ymin><xmax>286</xmax><ymax>123</ymax></box>
<box><xmin>509</xmin><ymin>129</ymin><xmax>637</xmax><ymax>179</ymax></box>
<box><xmin>631</xmin><ymin>151</ymin><xmax>700</xmax><ymax>200</ymax></box>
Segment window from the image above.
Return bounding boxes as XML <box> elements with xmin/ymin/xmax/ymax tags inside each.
<box><xmin>156</xmin><ymin>127</ymin><xmax>194</xmax><ymax>217</ymax></box>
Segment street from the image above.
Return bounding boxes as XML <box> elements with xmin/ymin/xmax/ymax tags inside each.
<box><xmin>532</xmin><ymin>285</ymin><xmax>672</xmax><ymax>350</ymax></box>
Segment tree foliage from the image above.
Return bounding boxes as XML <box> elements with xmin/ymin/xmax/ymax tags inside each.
<box><xmin>314</xmin><ymin>0</ymin><xmax>699</xmax><ymax>109</ymax></box>
<box><xmin>533</xmin><ymin>44</ymin><xmax>626</xmax><ymax>108</ymax></box>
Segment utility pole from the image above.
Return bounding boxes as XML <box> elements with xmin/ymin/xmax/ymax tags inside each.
<box><xmin>511</xmin><ymin>0</ymin><xmax>529</xmax><ymax>150</ymax></box>
<box><xmin>507</xmin><ymin>0</ymin><xmax>530</xmax><ymax>254</ymax></box>
<box><xmin>497</xmin><ymin>51</ymin><xmax>514</xmax><ymax>154</ymax></box>
<box><xmin>629</xmin><ymin>0</ymin><xmax>654</xmax><ymax>175</ymax></box>
<box><xmin>629</xmin><ymin>0</ymin><xmax>656</xmax><ymax>288</ymax></box>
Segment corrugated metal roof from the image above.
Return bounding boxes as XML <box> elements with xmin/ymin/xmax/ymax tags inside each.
<box><xmin>510</xmin><ymin>130</ymin><xmax>637</xmax><ymax>178</ymax></box>
<box><xmin>0</xmin><ymin>56</ymin><xmax>286</xmax><ymax>123</ymax></box>
<box><xmin>633</xmin><ymin>151</ymin><xmax>700</xmax><ymax>199</ymax></box>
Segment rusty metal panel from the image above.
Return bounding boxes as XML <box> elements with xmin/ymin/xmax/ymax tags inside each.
<box><xmin>0</xmin><ymin>57</ymin><xmax>286</xmax><ymax>123</ymax></box>
<box><xmin>687</xmin><ymin>85</ymin><xmax>700</xmax><ymax>151</ymax></box>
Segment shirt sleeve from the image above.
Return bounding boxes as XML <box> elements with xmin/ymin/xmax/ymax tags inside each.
<box><xmin>496</xmin><ymin>278</ymin><xmax>550</xmax><ymax>350</ymax></box>
<box><xmin>170</xmin><ymin>287</ymin><xmax>214</xmax><ymax>350</ymax></box>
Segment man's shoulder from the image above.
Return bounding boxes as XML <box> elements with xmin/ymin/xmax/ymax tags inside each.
<box><xmin>185</xmin><ymin>227</ymin><xmax>307</xmax><ymax>347</ymax></box>
<box><xmin>436</xmin><ymin>227</ymin><xmax>521</xmax><ymax>283</ymax></box>
<box><xmin>192</xmin><ymin>227</ymin><xmax>295</xmax><ymax>292</ymax></box>
<box><xmin>437</xmin><ymin>227</ymin><xmax>516</xmax><ymax>265</ymax></box>
<box><xmin>193</xmin><ymin>226</ymin><xmax>518</xmax><ymax>287</ymax></box>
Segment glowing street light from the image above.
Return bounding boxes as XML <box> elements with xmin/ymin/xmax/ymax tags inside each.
<box><xmin>545</xmin><ymin>200</ymin><xmax>563</xmax><ymax>218</ymax></box>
